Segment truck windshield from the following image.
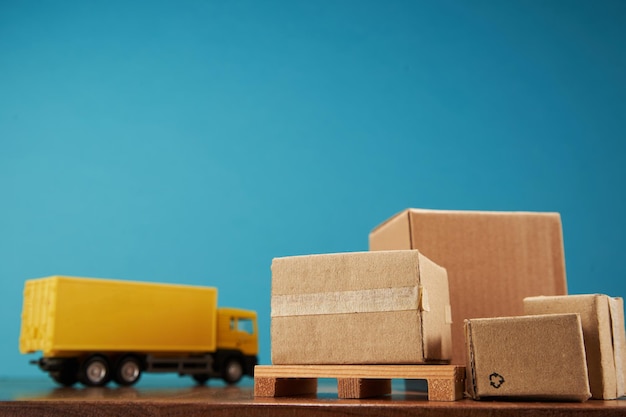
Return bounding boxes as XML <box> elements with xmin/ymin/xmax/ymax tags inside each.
<box><xmin>237</xmin><ymin>318</ymin><xmax>255</xmax><ymax>334</ymax></box>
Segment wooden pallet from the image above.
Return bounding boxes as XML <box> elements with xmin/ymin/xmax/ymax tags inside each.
<box><xmin>254</xmin><ymin>364</ymin><xmax>466</xmax><ymax>401</ymax></box>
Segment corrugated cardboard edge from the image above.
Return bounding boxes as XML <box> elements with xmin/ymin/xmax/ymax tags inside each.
<box><xmin>370</xmin><ymin>208</ymin><xmax>567</xmax><ymax>225</ymax></box>
<box><xmin>608</xmin><ymin>297</ymin><xmax>626</xmax><ymax>398</ymax></box>
<box><xmin>406</xmin><ymin>208</ymin><xmax>564</xmax><ymax>216</ymax></box>
<box><xmin>418</xmin><ymin>252</ymin><xmax>452</xmax><ymax>361</ymax></box>
<box><xmin>592</xmin><ymin>295</ymin><xmax>616</xmax><ymax>399</ymax></box>
<box><xmin>464</xmin><ymin>319</ymin><xmax>479</xmax><ymax>399</ymax></box>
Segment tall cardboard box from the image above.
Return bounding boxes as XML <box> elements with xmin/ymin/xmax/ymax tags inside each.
<box><xmin>370</xmin><ymin>208</ymin><xmax>567</xmax><ymax>364</ymax></box>
<box><xmin>465</xmin><ymin>314</ymin><xmax>591</xmax><ymax>401</ymax></box>
<box><xmin>271</xmin><ymin>250</ymin><xmax>452</xmax><ymax>364</ymax></box>
<box><xmin>524</xmin><ymin>295</ymin><xmax>626</xmax><ymax>399</ymax></box>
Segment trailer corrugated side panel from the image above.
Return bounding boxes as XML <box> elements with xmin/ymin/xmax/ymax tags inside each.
<box><xmin>20</xmin><ymin>276</ymin><xmax>218</xmax><ymax>355</ymax></box>
<box><xmin>20</xmin><ymin>277</ymin><xmax>58</xmax><ymax>354</ymax></box>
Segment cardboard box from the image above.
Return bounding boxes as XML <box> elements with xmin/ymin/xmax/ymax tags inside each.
<box><xmin>369</xmin><ymin>208</ymin><xmax>567</xmax><ymax>364</ymax></box>
<box><xmin>270</xmin><ymin>250</ymin><xmax>452</xmax><ymax>364</ymax></box>
<box><xmin>465</xmin><ymin>314</ymin><xmax>591</xmax><ymax>401</ymax></box>
<box><xmin>524</xmin><ymin>295</ymin><xmax>626</xmax><ymax>399</ymax></box>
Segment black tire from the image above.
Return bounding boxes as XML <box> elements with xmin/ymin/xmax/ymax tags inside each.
<box><xmin>192</xmin><ymin>374</ymin><xmax>210</xmax><ymax>385</ymax></box>
<box><xmin>113</xmin><ymin>356</ymin><xmax>142</xmax><ymax>386</ymax></box>
<box><xmin>50</xmin><ymin>369</ymin><xmax>78</xmax><ymax>387</ymax></box>
<box><xmin>78</xmin><ymin>355</ymin><xmax>111</xmax><ymax>387</ymax></box>
<box><xmin>221</xmin><ymin>358</ymin><xmax>243</xmax><ymax>384</ymax></box>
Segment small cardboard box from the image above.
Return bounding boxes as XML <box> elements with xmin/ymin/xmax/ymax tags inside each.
<box><xmin>270</xmin><ymin>250</ymin><xmax>452</xmax><ymax>364</ymax></box>
<box><xmin>465</xmin><ymin>314</ymin><xmax>591</xmax><ymax>401</ymax></box>
<box><xmin>369</xmin><ymin>208</ymin><xmax>567</xmax><ymax>364</ymax></box>
<box><xmin>524</xmin><ymin>295</ymin><xmax>626</xmax><ymax>399</ymax></box>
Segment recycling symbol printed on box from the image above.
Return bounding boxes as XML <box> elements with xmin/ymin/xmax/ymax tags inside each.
<box><xmin>489</xmin><ymin>372</ymin><xmax>505</xmax><ymax>389</ymax></box>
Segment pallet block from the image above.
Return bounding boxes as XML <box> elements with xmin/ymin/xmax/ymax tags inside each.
<box><xmin>254</xmin><ymin>365</ymin><xmax>465</xmax><ymax>401</ymax></box>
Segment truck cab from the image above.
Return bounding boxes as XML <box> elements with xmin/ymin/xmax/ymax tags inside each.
<box><xmin>213</xmin><ymin>308</ymin><xmax>258</xmax><ymax>384</ymax></box>
<box><xmin>217</xmin><ymin>308</ymin><xmax>258</xmax><ymax>356</ymax></box>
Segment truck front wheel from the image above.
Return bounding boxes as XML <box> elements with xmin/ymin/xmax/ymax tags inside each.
<box><xmin>79</xmin><ymin>355</ymin><xmax>111</xmax><ymax>387</ymax></box>
<box><xmin>222</xmin><ymin>358</ymin><xmax>243</xmax><ymax>384</ymax></box>
<box><xmin>114</xmin><ymin>356</ymin><xmax>142</xmax><ymax>386</ymax></box>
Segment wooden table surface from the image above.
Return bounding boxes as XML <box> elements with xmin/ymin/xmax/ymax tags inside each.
<box><xmin>1</xmin><ymin>377</ymin><xmax>625</xmax><ymax>416</ymax></box>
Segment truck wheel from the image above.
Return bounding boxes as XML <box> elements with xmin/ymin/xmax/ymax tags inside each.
<box><xmin>79</xmin><ymin>355</ymin><xmax>111</xmax><ymax>387</ymax></box>
<box><xmin>114</xmin><ymin>356</ymin><xmax>142</xmax><ymax>386</ymax></box>
<box><xmin>192</xmin><ymin>374</ymin><xmax>210</xmax><ymax>385</ymax></box>
<box><xmin>222</xmin><ymin>358</ymin><xmax>243</xmax><ymax>384</ymax></box>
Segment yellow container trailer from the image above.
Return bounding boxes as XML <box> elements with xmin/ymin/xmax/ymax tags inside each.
<box><xmin>19</xmin><ymin>276</ymin><xmax>258</xmax><ymax>387</ymax></box>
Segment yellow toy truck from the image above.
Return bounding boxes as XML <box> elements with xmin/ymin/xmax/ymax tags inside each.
<box><xmin>19</xmin><ymin>276</ymin><xmax>258</xmax><ymax>387</ymax></box>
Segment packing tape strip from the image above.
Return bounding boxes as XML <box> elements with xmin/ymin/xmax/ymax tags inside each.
<box><xmin>271</xmin><ymin>286</ymin><xmax>422</xmax><ymax>317</ymax></box>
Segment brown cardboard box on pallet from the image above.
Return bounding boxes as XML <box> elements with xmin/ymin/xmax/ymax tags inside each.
<box><xmin>270</xmin><ymin>250</ymin><xmax>452</xmax><ymax>364</ymax></box>
<box><xmin>524</xmin><ymin>294</ymin><xmax>626</xmax><ymax>399</ymax></box>
<box><xmin>369</xmin><ymin>208</ymin><xmax>567</xmax><ymax>365</ymax></box>
<box><xmin>465</xmin><ymin>313</ymin><xmax>591</xmax><ymax>401</ymax></box>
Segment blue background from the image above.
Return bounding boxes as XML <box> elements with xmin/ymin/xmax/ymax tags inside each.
<box><xmin>1</xmin><ymin>0</ymin><xmax>624</xmax><ymax>381</ymax></box>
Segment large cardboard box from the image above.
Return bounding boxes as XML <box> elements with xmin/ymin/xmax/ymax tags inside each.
<box><xmin>369</xmin><ymin>208</ymin><xmax>567</xmax><ymax>364</ymax></box>
<box><xmin>271</xmin><ymin>250</ymin><xmax>452</xmax><ymax>364</ymax></box>
<box><xmin>465</xmin><ymin>314</ymin><xmax>591</xmax><ymax>401</ymax></box>
<box><xmin>524</xmin><ymin>295</ymin><xmax>626</xmax><ymax>399</ymax></box>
